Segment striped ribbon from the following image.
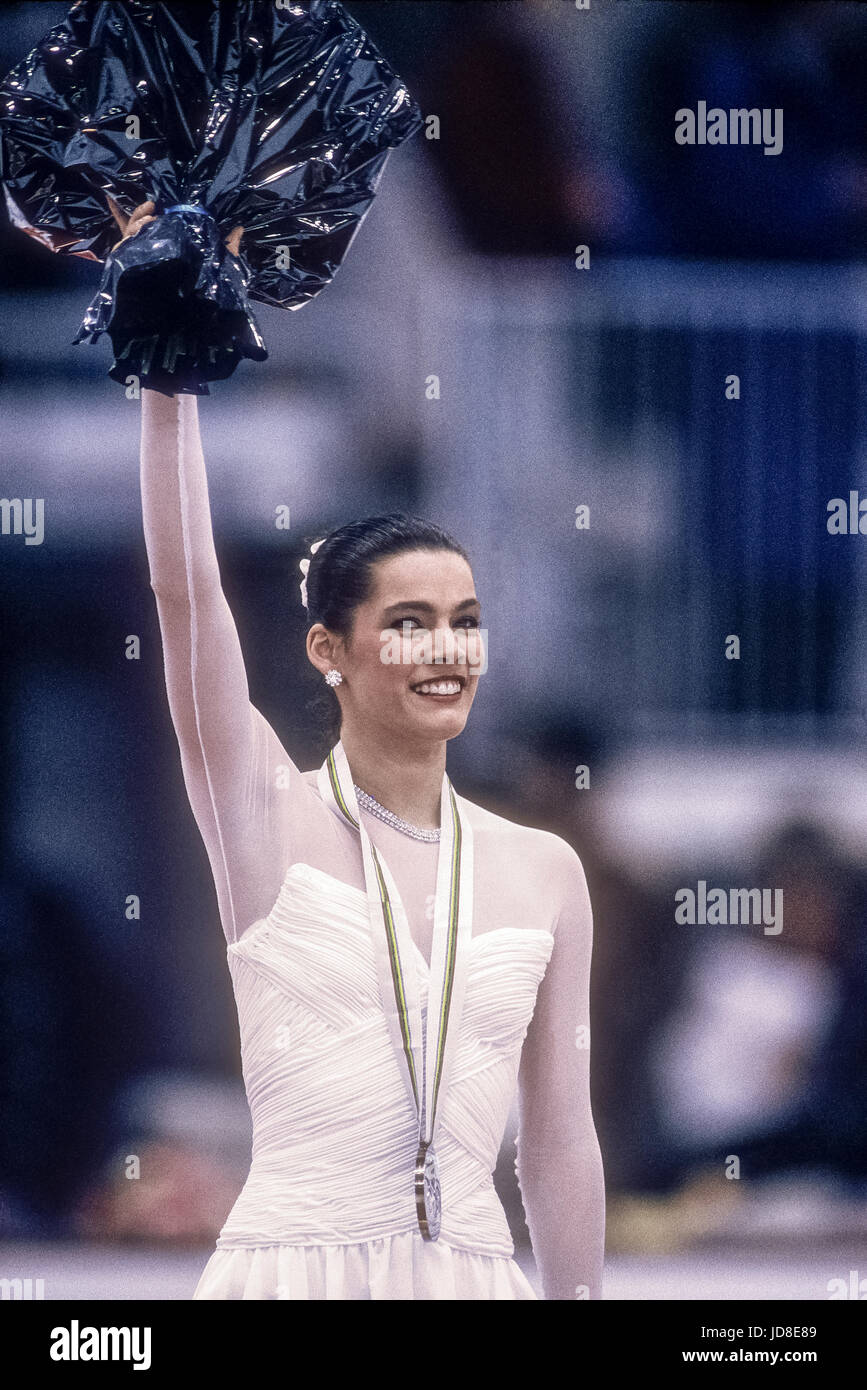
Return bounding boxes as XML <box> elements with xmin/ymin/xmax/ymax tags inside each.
<box><xmin>317</xmin><ymin>739</ymin><xmax>473</xmax><ymax>1153</ymax></box>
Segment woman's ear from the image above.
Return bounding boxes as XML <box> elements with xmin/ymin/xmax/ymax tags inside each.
<box><xmin>306</xmin><ymin>623</ymin><xmax>341</xmax><ymax>677</ymax></box>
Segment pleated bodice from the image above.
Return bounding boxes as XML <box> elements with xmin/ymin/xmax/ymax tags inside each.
<box><xmin>215</xmin><ymin>860</ymin><xmax>555</xmax><ymax>1257</ymax></box>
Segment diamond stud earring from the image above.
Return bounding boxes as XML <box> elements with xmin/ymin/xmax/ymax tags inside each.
<box><xmin>325</xmin><ymin>668</ymin><xmax>343</xmax><ymax>687</ymax></box>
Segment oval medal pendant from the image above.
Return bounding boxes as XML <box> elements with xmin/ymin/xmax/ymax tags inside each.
<box><xmin>414</xmin><ymin>1141</ymin><xmax>441</xmax><ymax>1241</ymax></box>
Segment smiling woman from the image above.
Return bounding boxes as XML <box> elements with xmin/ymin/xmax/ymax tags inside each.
<box><xmin>139</xmin><ymin>380</ymin><xmax>604</xmax><ymax>1300</ymax></box>
<box><xmin>300</xmin><ymin>515</ymin><xmax>485</xmax><ymax>822</ymax></box>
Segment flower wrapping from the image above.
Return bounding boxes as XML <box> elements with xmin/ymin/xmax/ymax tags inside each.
<box><xmin>0</xmin><ymin>0</ymin><xmax>423</xmax><ymax>393</ymax></box>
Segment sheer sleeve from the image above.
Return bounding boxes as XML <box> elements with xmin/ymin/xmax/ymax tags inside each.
<box><xmin>515</xmin><ymin>836</ymin><xmax>606</xmax><ymax>1299</ymax></box>
<box><xmin>140</xmin><ymin>388</ymin><xmax>306</xmax><ymax>943</ymax></box>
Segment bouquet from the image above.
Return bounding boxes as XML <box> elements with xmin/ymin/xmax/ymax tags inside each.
<box><xmin>0</xmin><ymin>0</ymin><xmax>423</xmax><ymax>393</ymax></box>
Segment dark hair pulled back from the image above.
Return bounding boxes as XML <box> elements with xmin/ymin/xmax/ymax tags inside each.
<box><xmin>302</xmin><ymin>512</ymin><xmax>471</xmax><ymax>636</ymax></box>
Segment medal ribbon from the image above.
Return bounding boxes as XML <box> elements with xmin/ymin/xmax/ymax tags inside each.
<box><xmin>317</xmin><ymin>740</ymin><xmax>473</xmax><ymax>1151</ymax></box>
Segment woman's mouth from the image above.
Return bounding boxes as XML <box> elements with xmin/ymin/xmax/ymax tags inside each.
<box><xmin>411</xmin><ymin>679</ymin><xmax>464</xmax><ymax>699</ymax></box>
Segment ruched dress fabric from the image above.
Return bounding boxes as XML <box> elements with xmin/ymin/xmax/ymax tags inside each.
<box><xmin>193</xmin><ymin>860</ymin><xmax>554</xmax><ymax>1300</ymax></box>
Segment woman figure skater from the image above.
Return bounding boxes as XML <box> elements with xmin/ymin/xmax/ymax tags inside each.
<box><xmin>121</xmin><ymin>199</ymin><xmax>605</xmax><ymax>1300</ymax></box>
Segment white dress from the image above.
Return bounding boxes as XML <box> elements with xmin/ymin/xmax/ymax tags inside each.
<box><xmin>192</xmin><ymin>860</ymin><xmax>554</xmax><ymax>1300</ymax></box>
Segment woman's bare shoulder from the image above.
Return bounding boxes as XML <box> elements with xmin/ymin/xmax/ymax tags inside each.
<box><xmin>457</xmin><ymin>792</ymin><xmax>585</xmax><ymax>877</ymax></box>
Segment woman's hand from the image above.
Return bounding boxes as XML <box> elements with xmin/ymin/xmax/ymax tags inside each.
<box><xmin>107</xmin><ymin>195</ymin><xmax>155</xmax><ymax>249</ymax></box>
<box><xmin>105</xmin><ymin>194</ymin><xmax>244</xmax><ymax>256</ymax></box>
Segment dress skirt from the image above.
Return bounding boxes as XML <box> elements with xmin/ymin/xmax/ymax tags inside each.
<box><xmin>193</xmin><ymin>1233</ymin><xmax>539</xmax><ymax>1300</ymax></box>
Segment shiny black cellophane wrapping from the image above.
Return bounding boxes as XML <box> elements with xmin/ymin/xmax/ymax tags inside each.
<box><xmin>0</xmin><ymin>0</ymin><xmax>423</xmax><ymax>393</ymax></box>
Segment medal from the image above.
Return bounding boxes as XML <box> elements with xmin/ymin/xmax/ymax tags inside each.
<box><xmin>415</xmin><ymin>1140</ymin><xmax>441</xmax><ymax>1240</ymax></box>
<box><xmin>318</xmin><ymin>740</ymin><xmax>474</xmax><ymax>1242</ymax></box>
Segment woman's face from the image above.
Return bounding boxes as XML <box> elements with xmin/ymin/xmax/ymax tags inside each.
<box><xmin>324</xmin><ymin>548</ymin><xmax>484</xmax><ymax>745</ymax></box>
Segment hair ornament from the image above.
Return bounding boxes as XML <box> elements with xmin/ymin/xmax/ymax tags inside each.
<box><xmin>298</xmin><ymin>537</ymin><xmax>326</xmax><ymax>611</ymax></box>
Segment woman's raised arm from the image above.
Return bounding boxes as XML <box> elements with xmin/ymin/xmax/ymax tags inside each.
<box><xmin>140</xmin><ymin>388</ymin><xmax>302</xmax><ymax>942</ymax></box>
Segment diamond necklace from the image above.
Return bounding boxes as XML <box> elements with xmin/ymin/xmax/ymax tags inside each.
<box><xmin>353</xmin><ymin>784</ymin><xmax>441</xmax><ymax>841</ymax></box>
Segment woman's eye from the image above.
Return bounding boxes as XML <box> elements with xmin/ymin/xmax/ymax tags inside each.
<box><xmin>395</xmin><ymin>616</ymin><xmax>480</xmax><ymax>630</ymax></box>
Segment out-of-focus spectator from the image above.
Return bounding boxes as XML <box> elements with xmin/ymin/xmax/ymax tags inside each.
<box><xmin>645</xmin><ymin>820</ymin><xmax>867</xmax><ymax>1191</ymax></box>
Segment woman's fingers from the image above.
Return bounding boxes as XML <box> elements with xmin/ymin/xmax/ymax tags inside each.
<box><xmin>106</xmin><ymin>195</ymin><xmax>155</xmax><ymax>236</ymax></box>
<box><xmin>127</xmin><ymin>201</ymin><xmax>156</xmax><ymax>235</ymax></box>
<box><xmin>225</xmin><ymin>225</ymin><xmax>245</xmax><ymax>258</ymax></box>
<box><xmin>107</xmin><ymin>200</ymin><xmax>244</xmax><ymax>259</ymax></box>
<box><xmin>106</xmin><ymin>193</ymin><xmax>127</xmax><ymax>235</ymax></box>
<box><xmin>106</xmin><ymin>196</ymin><xmax>156</xmax><ymax>250</ymax></box>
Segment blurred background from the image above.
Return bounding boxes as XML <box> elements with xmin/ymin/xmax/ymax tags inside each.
<box><xmin>2</xmin><ymin>0</ymin><xmax>867</xmax><ymax>1299</ymax></box>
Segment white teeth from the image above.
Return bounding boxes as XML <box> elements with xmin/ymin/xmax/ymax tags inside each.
<box><xmin>413</xmin><ymin>681</ymin><xmax>461</xmax><ymax>695</ymax></box>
